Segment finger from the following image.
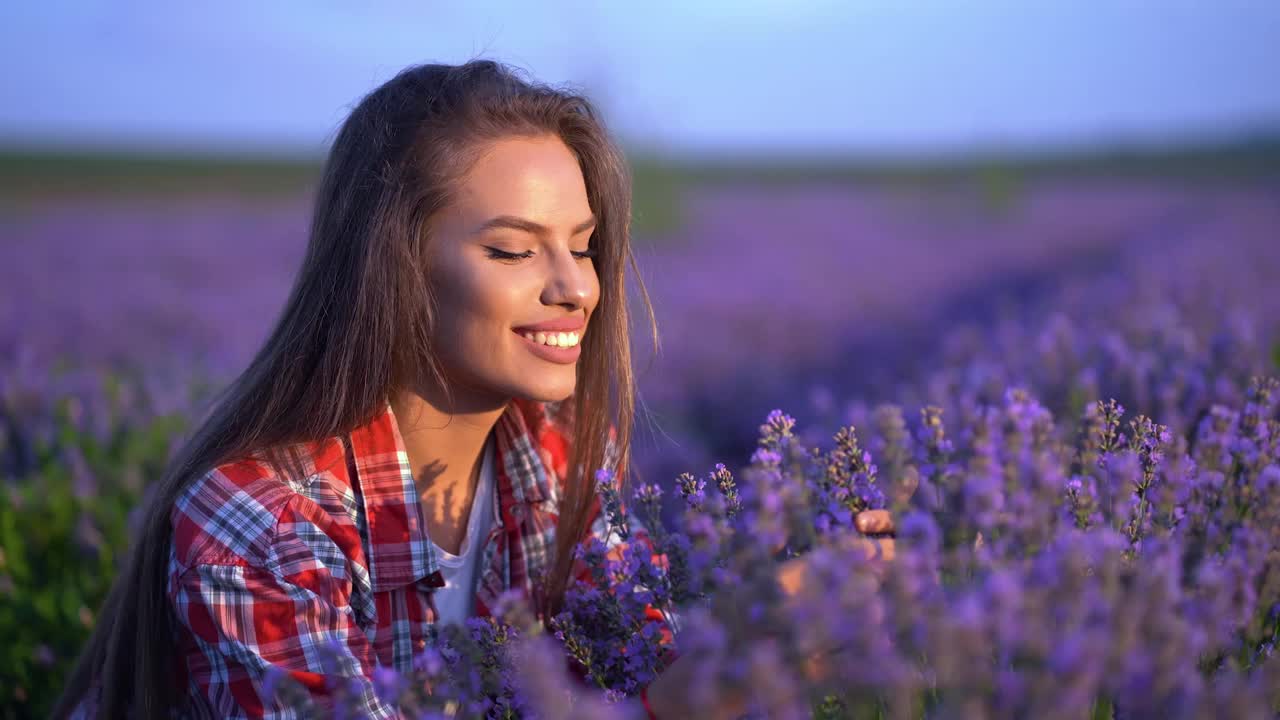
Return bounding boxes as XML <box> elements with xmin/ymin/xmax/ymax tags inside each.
<box><xmin>875</xmin><ymin>537</ymin><xmax>896</xmax><ymax>562</ymax></box>
<box><xmin>839</xmin><ymin>536</ymin><xmax>895</xmax><ymax>564</ymax></box>
<box><xmin>802</xmin><ymin>651</ymin><xmax>829</xmax><ymax>686</ymax></box>
<box><xmin>855</xmin><ymin>509</ymin><xmax>894</xmax><ymax>535</ymax></box>
<box><xmin>776</xmin><ymin>556</ymin><xmax>808</xmax><ymax>597</ymax></box>
<box><xmin>800</xmin><ymin>639</ymin><xmax>854</xmax><ymax>686</ymax></box>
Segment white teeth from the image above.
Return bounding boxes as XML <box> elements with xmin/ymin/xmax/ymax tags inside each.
<box><xmin>520</xmin><ymin>330</ymin><xmax>580</xmax><ymax>347</ymax></box>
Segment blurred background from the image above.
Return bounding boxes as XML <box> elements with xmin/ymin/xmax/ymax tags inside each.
<box><xmin>2</xmin><ymin>2</ymin><xmax>1279</xmax><ymax>716</ymax></box>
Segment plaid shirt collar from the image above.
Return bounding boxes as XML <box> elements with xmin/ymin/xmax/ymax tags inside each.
<box><xmin>345</xmin><ymin>397</ymin><xmax>563</xmax><ymax>596</ymax></box>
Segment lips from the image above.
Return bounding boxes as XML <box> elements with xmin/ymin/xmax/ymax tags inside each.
<box><xmin>516</xmin><ymin>330</ymin><xmax>582</xmax><ymax>365</ymax></box>
<box><xmin>513</xmin><ymin>316</ymin><xmax>586</xmax><ymax>333</ymax></box>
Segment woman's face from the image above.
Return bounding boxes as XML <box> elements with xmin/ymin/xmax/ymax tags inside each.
<box><xmin>423</xmin><ymin>134</ymin><xmax>601</xmax><ymax>407</ymax></box>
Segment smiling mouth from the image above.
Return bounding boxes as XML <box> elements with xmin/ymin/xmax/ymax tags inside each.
<box><xmin>516</xmin><ymin>329</ymin><xmax>582</xmax><ymax>348</ymax></box>
<box><xmin>514</xmin><ymin>330</ymin><xmax>582</xmax><ymax>365</ymax></box>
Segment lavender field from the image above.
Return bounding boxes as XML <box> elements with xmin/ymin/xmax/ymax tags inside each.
<box><xmin>632</xmin><ymin>177</ymin><xmax>1280</xmax><ymax>488</ymax></box>
<box><xmin>5</xmin><ymin>175</ymin><xmax>1278</xmax><ymax>482</ymax></box>
<box><xmin>3</xmin><ymin>161</ymin><xmax>1280</xmax><ymax>718</ymax></box>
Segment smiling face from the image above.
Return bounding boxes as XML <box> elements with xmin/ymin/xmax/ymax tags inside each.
<box><xmin>421</xmin><ymin>134</ymin><xmax>602</xmax><ymax>407</ymax></box>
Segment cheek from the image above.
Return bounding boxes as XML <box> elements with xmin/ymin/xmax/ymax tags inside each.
<box><xmin>442</xmin><ymin>269</ymin><xmax>527</xmax><ymax>348</ymax></box>
<box><xmin>587</xmin><ymin>272</ymin><xmax>603</xmax><ymax>313</ymax></box>
<box><xmin>427</xmin><ymin>271</ymin><xmax>480</xmax><ymax>347</ymax></box>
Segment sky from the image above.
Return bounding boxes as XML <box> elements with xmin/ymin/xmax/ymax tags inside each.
<box><xmin>2</xmin><ymin>1</ymin><xmax>1279</xmax><ymax>157</ymax></box>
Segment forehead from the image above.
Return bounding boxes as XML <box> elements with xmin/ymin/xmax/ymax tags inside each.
<box><xmin>451</xmin><ymin>135</ymin><xmax>591</xmax><ymax>221</ymax></box>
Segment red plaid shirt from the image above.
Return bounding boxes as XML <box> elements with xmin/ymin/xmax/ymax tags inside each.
<box><xmin>72</xmin><ymin>397</ymin><xmax>668</xmax><ymax>719</ymax></box>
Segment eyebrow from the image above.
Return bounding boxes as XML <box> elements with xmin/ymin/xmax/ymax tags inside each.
<box><xmin>471</xmin><ymin>214</ymin><xmax>597</xmax><ymax>238</ymax></box>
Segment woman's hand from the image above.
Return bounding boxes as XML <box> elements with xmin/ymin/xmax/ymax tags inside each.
<box><xmin>777</xmin><ymin>509</ymin><xmax>896</xmax><ymax>596</ymax></box>
<box><xmin>776</xmin><ymin>509</ymin><xmax>896</xmax><ymax>686</ymax></box>
<box><xmin>645</xmin><ymin>510</ymin><xmax>897</xmax><ymax>718</ymax></box>
<box><xmin>643</xmin><ymin>650</ymin><xmax>749</xmax><ymax>720</ymax></box>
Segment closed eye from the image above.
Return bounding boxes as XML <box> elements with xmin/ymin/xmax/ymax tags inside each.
<box><xmin>484</xmin><ymin>247</ymin><xmax>598</xmax><ymax>262</ymax></box>
<box><xmin>484</xmin><ymin>247</ymin><xmax>534</xmax><ymax>262</ymax></box>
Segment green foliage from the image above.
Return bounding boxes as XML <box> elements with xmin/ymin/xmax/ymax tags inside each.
<box><xmin>975</xmin><ymin>163</ymin><xmax>1023</xmax><ymax>216</ymax></box>
<box><xmin>628</xmin><ymin>155</ymin><xmax>686</xmax><ymax>238</ymax></box>
<box><xmin>0</xmin><ymin>390</ymin><xmax>188</xmax><ymax>719</ymax></box>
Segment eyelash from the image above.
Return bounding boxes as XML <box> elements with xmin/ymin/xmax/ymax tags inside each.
<box><xmin>484</xmin><ymin>247</ymin><xmax>598</xmax><ymax>262</ymax></box>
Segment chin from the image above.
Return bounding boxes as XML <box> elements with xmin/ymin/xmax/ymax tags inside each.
<box><xmin>513</xmin><ymin>377</ymin><xmax>577</xmax><ymax>404</ymax></box>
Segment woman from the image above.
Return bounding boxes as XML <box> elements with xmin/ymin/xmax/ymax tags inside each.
<box><xmin>54</xmin><ymin>60</ymin><xmax>894</xmax><ymax>719</ymax></box>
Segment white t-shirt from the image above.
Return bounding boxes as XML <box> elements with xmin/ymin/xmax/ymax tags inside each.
<box><xmin>429</xmin><ymin>434</ymin><xmax>497</xmax><ymax>626</ymax></box>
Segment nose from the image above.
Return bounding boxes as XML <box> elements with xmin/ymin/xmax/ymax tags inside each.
<box><xmin>540</xmin><ymin>247</ymin><xmax>594</xmax><ymax>310</ymax></box>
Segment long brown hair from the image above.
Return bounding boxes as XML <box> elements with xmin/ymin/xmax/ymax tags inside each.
<box><xmin>53</xmin><ymin>59</ymin><xmax>657</xmax><ymax>719</ymax></box>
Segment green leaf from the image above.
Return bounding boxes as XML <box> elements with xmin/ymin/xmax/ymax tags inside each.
<box><xmin>0</xmin><ymin>507</ymin><xmax>30</xmax><ymax>581</ymax></box>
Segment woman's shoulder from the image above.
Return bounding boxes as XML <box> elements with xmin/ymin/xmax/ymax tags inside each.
<box><xmin>169</xmin><ymin>440</ymin><xmax>337</xmax><ymax>574</ymax></box>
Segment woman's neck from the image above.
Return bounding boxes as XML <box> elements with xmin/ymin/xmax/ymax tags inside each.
<box><xmin>389</xmin><ymin>387</ymin><xmax>508</xmax><ymax>555</ymax></box>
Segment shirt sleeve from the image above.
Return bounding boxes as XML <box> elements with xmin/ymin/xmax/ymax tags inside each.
<box><xmin>170</xmin><ymin>561</ymin><xmax>403</xmax><ymax>720</ymax></box>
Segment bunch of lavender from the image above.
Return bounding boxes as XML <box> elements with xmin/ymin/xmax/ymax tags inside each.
<box><xmin>291</xmin><ymin>413</ymin><xmax>905</xmax><ymax>717</ymax></box>
<box><xmin>266</xmin><ymin>588</ymin><xmax>632</xmax><ymax>720</ymax></box>
<box><xmin>786</xmin><ymin>379</ymin><xmax>1280</xmax><ymax>718</ymax></box>
<box><xmin>366</xmin><ymin>376</ymin><xmax>1279</xmax><ymax>719</ymax></box>
<box><xmin>549</xmin><ymin>482</ymin><xmax>675</xmax><ymax>699</ymax></box>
